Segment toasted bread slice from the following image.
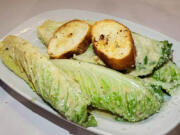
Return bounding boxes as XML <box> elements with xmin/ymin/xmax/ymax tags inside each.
<box><xmin>48</xmin><ymin>20</ymin><xmax>91</xmax><ymax>58</ymax></box>
<box><xmin>91</xmin><ymin>19</ymin><xmax>136</xmax><ymax>70</ymax></box>
<box><xmin>37</xmin><ymin>20</ymin><xmax>64</xmax><ymax>46</ymax></box>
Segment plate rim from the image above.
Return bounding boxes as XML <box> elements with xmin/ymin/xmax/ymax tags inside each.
<box><xmin>0</xmin><ymin>9</ymin><xmax>180</xmax><ymax>135</ymax></box>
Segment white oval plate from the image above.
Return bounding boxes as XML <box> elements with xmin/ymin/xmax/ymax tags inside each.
<box><xmin>0</xmin><ymin>9</ymin><xmax>180</xmax><ymax>135</ymax></box>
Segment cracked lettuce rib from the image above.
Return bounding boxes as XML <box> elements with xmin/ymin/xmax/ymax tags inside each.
<box><xmin>37</xmin><ymin>20</ymin><xmax>172</xmax><ymax>76</ymax></box>
<box><xmin>144</xmin><ymin>61</ymin><xmax>180</xmax><ymax>96</ymax></box>
<box><xmin>0</xmin><ymin>35</ymin><xmax>96</xmax><ymax>127</ymax></box>
<box><xmin>52</xmin><ymin>59</ymin><xmax>163</xmax><ymax>122</ymax></box>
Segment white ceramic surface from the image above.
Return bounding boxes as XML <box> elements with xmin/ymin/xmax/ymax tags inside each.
<box><xmin>0</xmin><ymin>9</ymin><xmax>180</xmax><ymax>135</ymax></box>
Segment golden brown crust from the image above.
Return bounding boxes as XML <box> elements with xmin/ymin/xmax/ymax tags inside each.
<box><xmin>48</xmin><ymin>20</ymin><xmax>91</xmax><ymax>59</ymax></box>
<box><xmin>91</xmin><ymin>19</ymin><xmax>136</xmax><ymax>70</ymax></box>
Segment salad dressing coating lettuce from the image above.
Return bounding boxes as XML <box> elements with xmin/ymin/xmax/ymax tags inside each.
<box><xmin>0</xmin><ymin>36</ymin><xmax>96</xmax><ymax>127</ymax></box>
<box><xmin>52</xmin><ymin>59</ymin><xmax>163</xmax><ymax>122</ymax></box>
<box><xmin>144</xmin><ymin>61</ymin><xmax>180</xmax><ymax>96</ymax></box>
<box><xmin>0</xmin><ymin>36</ymin><xmax>163</xmax><ymax>124</ymax></box>
<box><xmin>129</xmin><ymin>33</ymin><xmax>172</xmax><ymax>76</ymax></box>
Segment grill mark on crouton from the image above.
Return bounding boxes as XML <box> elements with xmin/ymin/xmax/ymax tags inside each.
<box><xmin>68</xmin><ymin>33</ymin><xmax>73</xmax><ymax>37</ymax></box>
<box><xmin>100</xmin><ymin>34</ymin><xmax>105</xmax><ymax>40</ymax></box>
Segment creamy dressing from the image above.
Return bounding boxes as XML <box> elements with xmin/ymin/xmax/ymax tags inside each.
<box><xmin>91</xmin><ymin>109</ymin><xmax>126</xmax><ymax>122</ymax></box>
<box><xmin>129</xmin><ymin>33</ymin><xmax>163</xmax><ymax>76</ymax></box>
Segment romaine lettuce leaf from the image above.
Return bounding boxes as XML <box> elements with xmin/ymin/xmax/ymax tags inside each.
<box><xmin>52</xmin><ymin>59</ymin><xmax>163</xmax><ymax>122</ymax></box>
<box><xmin>144</xmin><ymin>61</ymin><xmax>180</xmax><ymax>95</ymax></box>
<box><xmin>0</xmin><ymin>36</ymin><xmax>96</xmax><ymax>127</ymax></box>
<box><xmin>128</xmin><ymin>33</ymin><xmax>172</xmax><ymax>76</ymax></box>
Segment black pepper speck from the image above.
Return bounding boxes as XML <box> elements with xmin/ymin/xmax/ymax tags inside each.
<box><xmin>100</xmin><ymin>34</ymin><xmax>104</xmax><ymax>40</ymax></box>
